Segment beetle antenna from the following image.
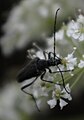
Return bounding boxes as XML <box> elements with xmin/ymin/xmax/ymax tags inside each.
<box><xmin>33</xmin><ymin>43</ymin><xmax>42</xmax><ymax>51</ymax></box>
<box><xmin>54</xmin><ymin>8</ymin><xmax>60</xmax><ymax>61</ymax></box>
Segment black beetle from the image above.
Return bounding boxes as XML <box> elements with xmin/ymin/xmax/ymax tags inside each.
<box><xmin>17</xmin><ymin>8</ymin><xmax>70</xmax><ymax>111</ymax></box>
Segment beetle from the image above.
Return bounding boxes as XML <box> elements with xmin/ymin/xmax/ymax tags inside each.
<box><xmin>17</xmin><ymin>8</ymin><xmax>70</xmax><ymax>111</ymax></box>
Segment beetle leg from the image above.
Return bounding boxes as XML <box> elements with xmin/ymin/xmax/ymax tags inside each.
<box><xmin>48</xmin><ymin>67</ymin><xmax>72</xmax><ymax>73</ymax></box>
<box><xmin>48</xmin><ymin>52</ymin><xmax>53</xmax><ymax>59</ymax></box>
<box><xmin>48</xmin><ymin>67</ymin><xmax>71</xmax><ymax>93</ymax></box>
<box><xmin>42</xmin><ymin>50</ymin><xmax>49</xmax><ymax>60</ymax></box>
<box><xmin>21</xmin><ymin>77</ymin><xmax>40</xmax><ymax>111</ymax></box>
<box><xmin>43</xmin><ymin>51</ymin><xmax>47</xmax><ymax>60</ymax></box>
<box><xmin>41</xmin><ymin>70</ymin><xmax>54</xmax><ymax>83</ymax></box>
<box><xmin>48</xmin><ymin>52</ymin><xmax>61</xmax><ymax>60</ymax></box>
<box><xmin>48</xmin><ymin>52</ymin><xmax>57</xmax><ymax>59</ymax></box>
<box><xmin>56</xmin><ymin>65</ymin><xmax>70</xmax><ymax>94</ymax></box>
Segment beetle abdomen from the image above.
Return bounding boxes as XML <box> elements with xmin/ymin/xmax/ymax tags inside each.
<box><xmin>17</xmin><ymin>66</ymin><xmax>40</xmax><ymax>82</ymax></box>
<box><xmin>17</xmin><ymin>57</ymin><xmax>41</xmax><ymax>82</ymax></box>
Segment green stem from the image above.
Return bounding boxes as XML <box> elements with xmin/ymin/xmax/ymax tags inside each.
<box><xmin>70</xmin><ymin>68</ymin><xmax>84</xmax><ymax>89</ymax></box>
<box><xmin>64</xmin><ymin>68</ymin><xmax>82</xmax><ymax>83</ymax></box>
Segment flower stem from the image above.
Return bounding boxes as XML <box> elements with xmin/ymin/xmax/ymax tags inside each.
<box><xmin>70</xmin><ymin>68</ymin><xmax>84</xmax><ymax>89</ymax></box>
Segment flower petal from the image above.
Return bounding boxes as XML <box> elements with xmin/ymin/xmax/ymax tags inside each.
<box><xmin>61</xmin><ymin>84</ymin><xmax>72</xmax><ymax>101</ymax></box>
<box><xmin>61</xmin><ymin>91</ymin><xmax>72</xmax><ymax>101</ymax></box>
<box><xmin>59</xmin><ymin>99</ymin><xmax>68</xmax><ymax>110</ymax></box>
<box><xmin>47</xmin><ymin>98</ymin><xmax>57</xmax><ymax>109</ymax></box>
<box><xmin>78</xmin><ymin>60</ymin><xmax>84</xmax><ymax>68</ymax></box>
<box><xmin>55</xmin><ymin>84</ymin><xmax>61</xmax><ymax>91</ymax></box>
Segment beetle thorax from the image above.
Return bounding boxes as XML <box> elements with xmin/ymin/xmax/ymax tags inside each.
<box><xmin>48</xmin><ymin>57</ymin><xmax>62</xmax><ymax>66</ymax></box>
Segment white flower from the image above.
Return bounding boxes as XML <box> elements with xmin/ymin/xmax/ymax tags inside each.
<box><xmin>56</xmin><ymin>29</ymin><xmax>64</xmax><ymax>40</ymax></box>
<box><xmin>36</xmin><ymin>51</ymin><xmax>45</xmax><ymax>59</ymax></box>
<box><xmin>47</xmin><ymin>84</ymin><xmax>72</xmax><ymax>110</ymax></box>
<box><xmin>67</xmin><ymin>20</ymin><xmax>84</xmax><ymax>41</ymax></box>
<box><xmin>33</xmin><ymin>83</ymin><xmax>48</xmax><ymax>98</ymax></box>
<box><xmin>65</xmin><ymin>52</ymin><xmax>77</xmax><ymax>70</ymax></box>
<box><xmin>77</xmin><ymin>14</ymin><xmax>84</xmax><ymax>24</ymax></box>
<box><xmin>0</xmin><ymin>0</ymin><xmax>61</xmax><ymax>56</ymax></box>
<box><xmin>78</xmin><ymin>33</ymin><xmax>84</xmax><ymax>41</ymax></box>
<box><xmin>67</xmin><ymin>21</ymin><xmax>80</xmax><ymax>38</ymax></box>
<box><xmin>78</xmin><ymin>60</ymin><xmax>84</xmax><ymax>68</ymax></box>
<box><xmin>47</xmin><ymin>29</ymin><xmax>64</xmax><ymax>48</ymax></box>
<box><xmin>61</xmin><ymin>84</ymin><xmax>72</xmax><ymax>101</ymax></box>
<box><xmin>38</xmin><ymin>6</ymin><xmax>48</xmax><ymax>18</ymax></box>
<box><xmin>62</xmin><ymin>48</ymin><xmax>77</xmax><ymax>70</ymax></box>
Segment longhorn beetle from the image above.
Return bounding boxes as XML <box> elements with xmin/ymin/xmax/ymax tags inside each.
<box><xmin>17</xmin><ymin>8</ymin><xmax>70</xmax><ymax>111</ymax></box>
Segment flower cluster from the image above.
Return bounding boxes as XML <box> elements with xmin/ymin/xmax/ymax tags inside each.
<box><xmin>0</xmin><ymin>0</ymin><xmax>61</xmax><ymax>55</ymax></box>
<box><xmin>67</xmin><ymin>15</ymin><xmax>84</xmax><ymax>41</ymax></box>
<box><xmin>29</xmin><ymin>46</ymin><xmax>77</xmax><ymax>110</ymax></box>
<box><xmin>78</xmin><ymin>55</ymin><xmax>84</xmax><ymax>68</ymax></box>
<box><xmin>47</xmin><ymin>84</ymin><xmax>72</xmax><ymax>109</ymax></box>
<box><xmin>1</xmin><ymin>0</ymin><xmax>84</xmax><ymax>56</ymax></box>
<box><xmin>27</xmin><ymin>11</ymin><xmax>84</xmax><ymax>110</ymax></box>
<box><xmin>30</xmin><ymin>78</ymin><xmax>72</xmax><ymax>110</ymax></box>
